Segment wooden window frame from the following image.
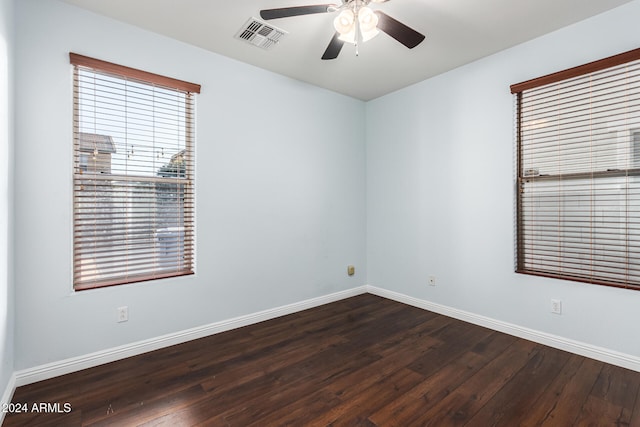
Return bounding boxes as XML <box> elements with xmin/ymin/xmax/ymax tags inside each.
<box><xmin>71</xmin><ymin>53</ymin><xmax>200</xmax><ymax>290</ymax></box>
<box><xmin>512</xmin><ymin>47</ymin><xmax>640</xmax><ymax>290</ymax></box>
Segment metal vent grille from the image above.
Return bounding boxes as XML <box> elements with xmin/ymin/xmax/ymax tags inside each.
<box><xmin>235</xmin><ymin>18</ymin><xmax>287</xmax><ymax>50</ymax></box>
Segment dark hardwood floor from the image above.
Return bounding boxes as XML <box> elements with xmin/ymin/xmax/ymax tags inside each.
<box><xmin>5</xmin><ymin>294</ymin><xmax>640</xmax><ymax>426</ymax></box>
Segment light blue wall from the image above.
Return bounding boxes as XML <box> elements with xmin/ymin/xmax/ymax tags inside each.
<box><xmin>366</xmin><ymin>0</ymin><xmax>640</xmax><ymax>357</ymax></box>
<box><xmin>13</xmin><ymin>0</ymin><xmax>366</xmax><ymax>370</ymax></box>
<box><xmin>10</xmin><ymin>0</ymin><xmax>640</xmax><ymax>376</ymax></box>
<box><xmin>0</xmin><ymin>0</ymin><xmax>14</xmax><ymax>399</ymax></box>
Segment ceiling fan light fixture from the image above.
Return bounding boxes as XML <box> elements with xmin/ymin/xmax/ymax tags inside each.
<box><xmin>333</xmin><ymin>9</ymin><xmax>355</xmax><ymax>35</ymax></box>
<box><xmin>360</xmin><ymin>27</ymin><xmax>379</xmax><ymax>42</ymax></box>
<box><xmin>338</xmin><ymin>28</ymin><xmax>356</xmax><ymax>44</ymax></box>
<box><xmin>358</xmin><ymin>6</ymin><xmax>377</xmax><ymax>31</ymax></box>
<box><xmin>334</xmin><ymin>5</ymin><xmax>379</xmax><ymax>45</ymax></box>
<box><xmin>358</xmin><ymin>6</ymin><xmax>379</xmax><ymax>41</ymax></box>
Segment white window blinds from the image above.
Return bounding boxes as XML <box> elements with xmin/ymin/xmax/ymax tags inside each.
<box><xmin>512</xmin><ymin>48</ymin><xmax>640</xmax><ymax>290</ymax></box>
<box><xmin>71</xmin><ymin>53</ymin><xmax>200</xmax><ymax>290</ymax></box>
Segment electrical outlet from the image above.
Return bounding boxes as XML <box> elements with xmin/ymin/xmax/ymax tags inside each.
<box><xmin>117</xmin><ymin>306</ymin><xmax>129</xmax><ymax>323</ymax></box>
<box><xmin>428</xmin><ymin>275</ymin><xmax>436</xmax><ymax>286</ymax></box>
<box><xmin>551</xmin><ymin>299</ymin><xmax>562</xmax><ymax>315</ymax></box>
<box><xmin>347</xmin><ymin>265</ymin><xmax>355</xmax><ymax>276</ymax></box>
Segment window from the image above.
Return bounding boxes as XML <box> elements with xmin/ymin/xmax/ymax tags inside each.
<box><xmin>71</xmin><ymin>53</ymin><xmax>201</xmax><ymax>290</ymax></box>
<box><xmin>512</xmin><ymin>48</ymin><xmax>640</xmax><ymax>290</ymax></box>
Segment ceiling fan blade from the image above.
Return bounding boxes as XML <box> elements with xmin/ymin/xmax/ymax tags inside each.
<box><xmin>375</xmin><ymin>11</ymin><xmax>425</xmax><ymax>49</ymax></box>
<box><xmin>321</xmin><ymin>32</ymin><xmax>344</xmax><ymax>60</ymax></box>
<box><xmin>260</xmin><ymin>4</ymin><xmax>334</xmax><ymax>20</ymax></box>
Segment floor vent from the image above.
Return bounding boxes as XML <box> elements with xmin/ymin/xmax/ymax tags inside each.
<box><xmin>235</xmin><ymin>18</ymin><xmax>287</xmax><ymax>50</ymax></box>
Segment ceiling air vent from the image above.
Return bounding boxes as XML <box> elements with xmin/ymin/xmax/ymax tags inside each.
<box><xmin>235</xmin><ymin>18</ymin><xmax>287</xmax><ymax>50</ymax></box>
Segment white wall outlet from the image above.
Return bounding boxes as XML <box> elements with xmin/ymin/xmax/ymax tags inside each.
<box><xmin>117</xmin><ymin>306</ymin><xmax>129</xmax><ymax>323</ymax></box>
<box><xmin>428</xmin><ymin>275</ymin><xmax>436</xmax><ymax>286</ymax></box>
<box><xmin>551</xmin><ymin>299</ymin><xmax>562</xmax><ymax>315</ymax></box>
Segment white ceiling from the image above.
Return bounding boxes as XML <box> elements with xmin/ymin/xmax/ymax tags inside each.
<box><xmin>61</xmin><ymin>0</ymin><xmax>634</xmax><ymax>101</ymax></box>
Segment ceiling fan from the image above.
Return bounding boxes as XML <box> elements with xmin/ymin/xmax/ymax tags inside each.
<box><xmin>259</xmin><ymin>0</ymin><xmax>425</xmax><ymax>60</ymax></box>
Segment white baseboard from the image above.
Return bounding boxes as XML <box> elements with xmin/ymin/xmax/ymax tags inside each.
<box><xmin>366</xmin><ymin>285</ymin><xmax>640</xmax><ymax>373</ymax></box>
<box><xmin>14</xmin><ymin>286</ymin><xmax>368</xmax><ymax>387</ymax></box>
<box><xmin>11</xmin><ymin>283</ymin><xmax>640</xmax><ymax>393</ymax></box>
<box><xmin>0</xmin><ymin>373</ymin><xmax>16</xmax><ymax>425</ymax></box>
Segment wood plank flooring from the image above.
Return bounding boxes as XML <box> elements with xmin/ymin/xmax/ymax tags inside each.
<box><xmin>5</xmin><ymin>294</ymin><xmax>640</xmax><ymax>426</ymax></box>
